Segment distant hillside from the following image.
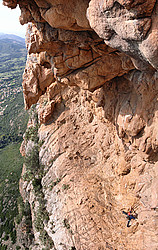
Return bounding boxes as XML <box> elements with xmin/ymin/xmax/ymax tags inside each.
<box><xmin>0</xmin><ymin>33</ymin><xmax>25</xmax><ymax>43</ymax></box>
<box><xmin>0</xmin><ymin>36</ymin><xmax>28</xmax><ymax>147</ymax></box>
<box><xmin>0</xmin><ymin>38</ymin><xmax>26</xmax><ymax>59</ymax></box>
<box><xmin>0</xmin><ymin>39</ymin><xmax>25</xmax><ymax>55</ymax></box>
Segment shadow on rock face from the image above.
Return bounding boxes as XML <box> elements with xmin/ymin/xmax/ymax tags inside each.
<box><xmin>92</xmin><ymin>69</ymin><xmax>158</xmax><ymax>159</ymax></box>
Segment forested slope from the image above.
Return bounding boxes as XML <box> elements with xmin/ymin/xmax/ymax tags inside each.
<box><xmin>0</xmin><ymin>35</ymin><xmax>28</xmax><ymax>249</ymax></box>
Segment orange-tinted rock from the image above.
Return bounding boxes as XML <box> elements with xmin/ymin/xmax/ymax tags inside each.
<box><xmin>39</xmin><ymin>100</ymin><xmax>55</xmax><ymax>124</ymax></box>
<box><xmin>67</xmin><ymin>53</ymin><xmax>134</xmax><ymax>90</ymax></box>
<box><xmin>22</xmin><ymin>23</ymin><xmax>134</xmax><ymax>107</ymax></box>
<box><xmin>3</xmin><ymin>0</ymin><xmax>158</xmax><ymax>249</ymax></box>
<box><xmin>19</xmin><ymin>140</ymin><xmax>26</xmax><ymax>157</ymax></box>
<box><xmin>22</xmin><ymin>52</ymin><xmax>54</xmax><ymax>109</ymax></box>
<box><xmin>40</xmin><ymin>0</ymin><xmax>91</xmax><ymax>31</ymax></box>
<box><xmin>87</xmin><ymin>0</ymin><xmax>158</xmax><ymax>70</ymax></box>
<box><xmin>3</xmin><ymin>0</ymin><xmax>17</xmax><ymax>8</ymax></box>
<box><xmin>139</xmin><ymin>3</ymin><xmax>158</xmax><ymax>70</ymax></box>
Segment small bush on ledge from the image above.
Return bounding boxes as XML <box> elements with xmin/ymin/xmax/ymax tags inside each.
<box><xmin>25</xmin><ymin>125</ymin><xmax>39</xmax><ymax>143</ymax></box>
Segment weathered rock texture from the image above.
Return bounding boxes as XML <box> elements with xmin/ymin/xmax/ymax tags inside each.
<box><xmin>87</xmin><ymin>0</ymin><xmax>158</xmax><ymax>71</ymax></box>
<box><xmin>3</xmin><ymin>0</ymin><xmax>158</xmax><ymax>249</ymax></box>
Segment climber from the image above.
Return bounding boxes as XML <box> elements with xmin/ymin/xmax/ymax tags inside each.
<box><xmin>122</xmin><ymin>211</ymin><xmax>136</xmax><ymax>227</ymax></box>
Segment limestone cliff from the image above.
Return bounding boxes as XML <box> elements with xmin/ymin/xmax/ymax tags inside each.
<box><xmin>3</xmin><ymin>0</ymin><xmax>158</xmax><ymax>249</ymax></box>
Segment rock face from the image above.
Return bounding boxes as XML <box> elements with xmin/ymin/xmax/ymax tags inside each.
<box><xmin>3</xmin><ymin>0</ymin><xmax>158</xmax><ymax>249</ymax></box>
<box><xmin>87</xmin><ymin>0</ymin><xmax>158</xmax><ymax>71</ymax></box>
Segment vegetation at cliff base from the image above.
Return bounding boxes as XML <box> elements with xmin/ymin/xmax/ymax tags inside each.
<box><xmin>0</xmin><ymin>143</ymin><xmax>23</xmax><ymax>247</ymax></box>
<box><xmin>0</xmin><ymin>35</ymin><xmax>28</xmax><ymax>248</ymax></box>
<box><xmin>0</xmin><ymin>92</ymin><xmax>28</xmax><ymax>149</ymax></box>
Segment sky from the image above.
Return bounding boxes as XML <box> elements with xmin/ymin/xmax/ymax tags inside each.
<box><xmin>0</xmin><ymin>0</ymin><xmax>26</xmax><ymax>38</ymax></box>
